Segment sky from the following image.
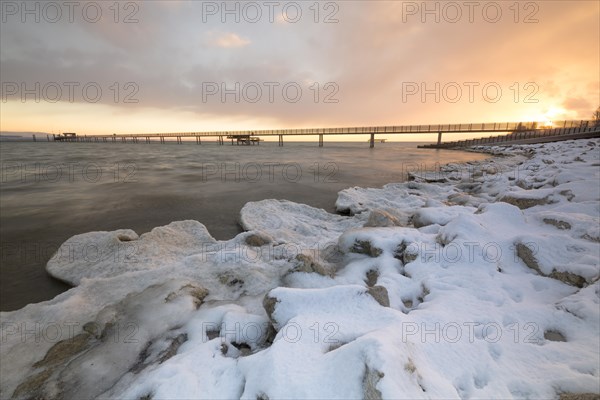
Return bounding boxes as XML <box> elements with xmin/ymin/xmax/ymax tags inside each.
<box><xmin>0</xmin><ymin>0</ymin><xmax>599</xmax><ymax>141</ymax></box>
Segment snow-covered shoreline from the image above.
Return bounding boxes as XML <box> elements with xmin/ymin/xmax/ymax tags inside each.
<box><xmin>1</xmin><ymin>139</ymin><xmax>599</xmax><ymax>399</ymax></box>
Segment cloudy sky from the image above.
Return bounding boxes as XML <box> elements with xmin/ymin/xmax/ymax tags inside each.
<box><xmin>1</xmin><ymin>0</ymin><xmax>598</xmax><ymax>138</ymax></box>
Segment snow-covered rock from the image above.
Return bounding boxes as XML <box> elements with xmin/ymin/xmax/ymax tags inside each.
<box><xmin>1</xmin><ymin>139</ymin><xmax>598</xmax><ymax>399</ymax></box>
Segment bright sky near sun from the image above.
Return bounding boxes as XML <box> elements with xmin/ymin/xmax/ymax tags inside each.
<box><xmin>0</xmin><ymin>0</ymin><xmax>598</xmax><ymax>140</ymax></box>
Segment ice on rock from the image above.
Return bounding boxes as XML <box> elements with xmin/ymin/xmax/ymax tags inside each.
<box><xmin>47</xmin><ymin>220</ymin><xmax>217</xmax><ymax>285</ymax></box>
<box><xmin>243</xmin><ymin>230</ymin><xmax>273</xmax><ymax>247</ymax></box>
<box><xmin>264</xmin><ymin>285</ymin><xmax>398</xmax><ymax>332</ymax></box>
<box><xmin>499</xmin><ymin>188</ymin><xmax>554</xmax><ymax>209</ymax></box>
<box><xmin>8</xmin><ymin>280</ymin><xmax>208</xmax><ymax>399</ymax></box>
<box><xmin>240</xmin><ymin>199</ymin><xmax>365</xmax><ymax>247</ymax></box>
<box><xmin>1</xmin><ymin>139</ymin><xmax>599</xmax><ymax>399</ymax></box>
<box><xmin>335</xmin><ymin>181</ymin><xmax>457</xmax><ymax>216</ymax></box>
<box><xmin>411</xmin><ymin>205</ymin><xmax>477</xmax><ymax>228</ymax></box>
<box><xmin>514</xmin><ymin>235</ymin><xmax>598</xmax><ymax>286</ymax></box>
<box><xmin>338</xmin><ymin>226</ymin><xmax>433</xmax><ymax>262</ymax></box>
<box><xmin>363</xmin><ymin>209</ymin><xmax>407</xmax><ymax>227</ymax></box>
<box><xmin>556</xmin><ymin>281</ymin><xmax>600</xmax><ymax>325</ymax></box>
<box><xmin>292</xmin><ymin>252</ymin><xmax>336</xmax><ymax>277</ymax></box>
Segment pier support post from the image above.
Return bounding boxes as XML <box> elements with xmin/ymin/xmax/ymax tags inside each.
<box><xmin>279</xmin><ymin>135</ymin><xmax>283</xmax><ymax>146</ymax></box>
<box><xmin>196</xmin><ymin>136</ymin><xmax>201</xmax><ymax>145</ymax></box>
<box><xmin>319</xmin><ymin>134</ymin><xmax>323</xmax><ymax>147</ymax></box>
<box><xmin>369</xmin><ymin>133</ymin><xmax>374</xmax><ymax>148</ymax></box>
<box><xmin>437</xmin><ymin>132</ymin><xmax>442</xmax><ymax>146</ymax></box>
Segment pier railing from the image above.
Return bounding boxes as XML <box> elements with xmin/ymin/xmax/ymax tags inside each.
<box><xmin>65</xmin><ymin>120</ymin><xmax>589</xmax><ymax>138</ymax></box>
<box><xmin>418</xmin><ymin>124</ymin><xmax>600</xmax><ymax>149</ymax></box>
<box><xmin>52</xmin><ymin>120</ymin><xmax>598</xmax><ymax>147</ymax></box>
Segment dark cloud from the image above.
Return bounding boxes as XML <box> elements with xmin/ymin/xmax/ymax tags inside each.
<box><xmin>1</xmin><ymin>0</ymin><xmax>598</xmax><ymax>132</ymax></box>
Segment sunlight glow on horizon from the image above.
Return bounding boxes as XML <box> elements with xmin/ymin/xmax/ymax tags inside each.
<box><xmin>2</xmin><ymin>99</ymin><xmax>594</xmax><ymax>138</ymax></box>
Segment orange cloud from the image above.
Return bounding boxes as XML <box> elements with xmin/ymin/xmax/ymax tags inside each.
<box><xmin>205</xmin><ymin>32</ymin><xmax>251</xmax><ymax>48</ymax></box>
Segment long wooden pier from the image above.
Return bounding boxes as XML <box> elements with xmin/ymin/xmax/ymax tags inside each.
<box><xmin>52</xmin><ymin>120</ymin><xmax>598</xmax><ymax>148</ymax></box>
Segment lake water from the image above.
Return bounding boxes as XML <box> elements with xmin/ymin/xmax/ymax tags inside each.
<box><xmin>0</xmin><ymin>141</ymin><xmax>489</xmax><ymax>311</ymax></box>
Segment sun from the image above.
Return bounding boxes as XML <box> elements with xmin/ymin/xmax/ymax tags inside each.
<box><xmin>522</xmin><ymin>106</ymin><xmax>569</xmax><ymax>127</ymax></box>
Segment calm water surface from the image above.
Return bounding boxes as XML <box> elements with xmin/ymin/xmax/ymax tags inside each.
<box><xmin>0</xmin><ymin>141</ymin><xmax>489</xmax><ymax>311</ymax></box>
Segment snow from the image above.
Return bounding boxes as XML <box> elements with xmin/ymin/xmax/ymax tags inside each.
<box><xmin>1</xmin><ymin>139</ymin><xmax>599</xmax><ymax>399</ymax></box>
